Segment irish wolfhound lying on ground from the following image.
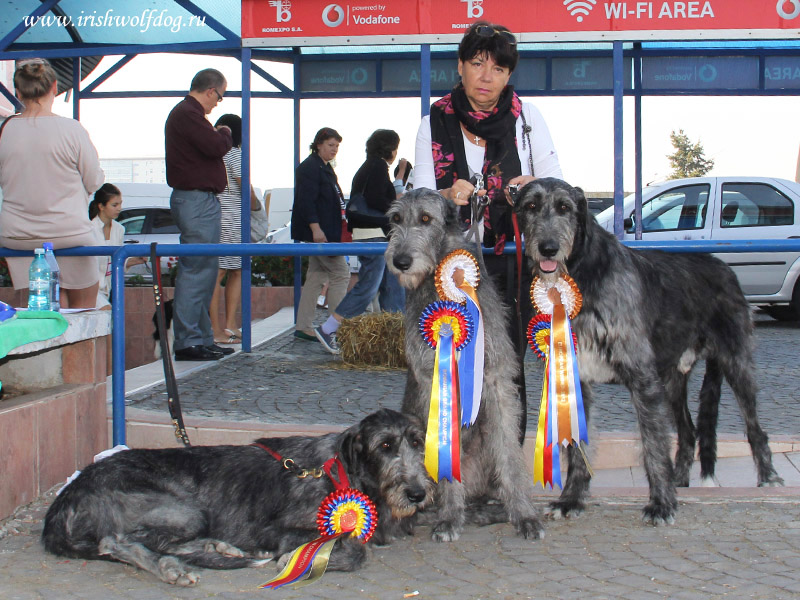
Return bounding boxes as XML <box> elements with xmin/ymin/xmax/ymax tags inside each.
<box><xmin>42</xmin><ymin>409</ymin><xmax>433</xmax><ymax>585</ymax></box>
<box><xmin>513</xmin><ymin>177</ymin><xmax>782</xmax><ymax>525</ymax></box>
<box><xmin>385</xmin><ymin>188</ymin><xmax>544</xmax><ymax>542</ymax></box>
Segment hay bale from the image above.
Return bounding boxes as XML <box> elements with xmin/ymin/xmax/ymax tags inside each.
<box><xmin>337</xmin><ymin>312</ymin><xmax>406</xmax><ymax>369</ymax></box>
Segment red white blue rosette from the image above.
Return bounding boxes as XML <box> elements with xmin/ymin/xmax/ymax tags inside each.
<box><xmin>527</xmin><ymin>314</ymin><xmax>579</xmax><ymax>362</ymax></box>
<box><xmin>316</xmin><ymin>488</ymin><xmax>378</xmax><ymax>543</ymax></box>
<box><xmin>419</xmin><ymin>300</ymin><xmax>474</xmax><ymax>351</ymax></box>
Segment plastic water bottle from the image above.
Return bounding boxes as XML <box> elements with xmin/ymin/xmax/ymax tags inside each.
<box><xmin>42</xmin><ymin>242</ymin><xmax>61</xmax><ymax>311</ymax></box>
<box><xmin>27</xmin><ymin>248</ymin><xmax>51</xmax><ymax>311</ymax></box>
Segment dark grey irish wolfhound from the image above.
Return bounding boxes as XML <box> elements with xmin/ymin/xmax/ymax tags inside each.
<box><xmin>42</xmin><ymin>409</ymin><xmax>433</xmax><ymax>585</ymax></box>
<box><xmin>513</xmin><ymin>178</ymin><xmax>783</xmax><ymax>525</ymax></box>
<box><xmin>385</xmin><ymin>188</ymin><xmax>544</xmax><ymax>542</ymax></box>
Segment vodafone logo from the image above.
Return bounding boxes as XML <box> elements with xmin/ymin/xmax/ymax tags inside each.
<box><xmin>777</xmin><ymin>0</ymin><xmax>800</xmax><ymax>19</ymax></box>
<box><xmin>322</xmin><ymin>4</ymin><xmax>345</xmax><ymax>27</ymax></box>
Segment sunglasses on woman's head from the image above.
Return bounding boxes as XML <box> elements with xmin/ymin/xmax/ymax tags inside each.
<box><xmin>473</xmin><ymin>25</ymin><xmax>517</xmax><ymax>46</ymax></box>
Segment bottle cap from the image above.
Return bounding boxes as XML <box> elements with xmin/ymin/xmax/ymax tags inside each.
<box><xmin>34</xmin><ymin>248</ymin><xmax>44</xmax><ymax>255</ymax></box>
<box><xmin>43</xmin><ymin>242</ymin><xmax>53</xmax><ymax>250</ymax></box>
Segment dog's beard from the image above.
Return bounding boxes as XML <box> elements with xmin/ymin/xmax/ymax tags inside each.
<box><xmin>395</xmin><ymin>271</ymin><xmax>427</xmax><ymax>290</ymax></box>
<box><xmin>390</xmin><ymin>505</ymin><xmax>419</xmax><ymax>519</ymax></box>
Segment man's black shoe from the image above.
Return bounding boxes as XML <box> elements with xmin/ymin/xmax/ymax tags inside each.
<box><xmin>174</xmin><ymin>345</ymin><xmax>223</xmax><ymax>361</ymax></box>
<box><xmin>207</xmin><ymin>344</ymin><xmax>235</xmax><ymax>356</ymax></box>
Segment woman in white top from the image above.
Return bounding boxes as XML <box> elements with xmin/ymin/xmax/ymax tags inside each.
<box><xmin>414</xmin><ymin>22</ymin><xmax>563</xmax><ymax>441</ymax></box>
<box><xmin>89</xmin><ymin>183</ymin><xmax>146</xmax><ymax>305</ymax></box>
<box><xmin>0</xmin><ymin>59</ymin><xmax>104</xmax><ymax>308</ymax></box>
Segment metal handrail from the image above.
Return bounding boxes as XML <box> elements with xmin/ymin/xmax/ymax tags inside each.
<box><xmin>3</xmin><ymin>237</ymin><xmax>800</xmax><ymax>445</ymax></box>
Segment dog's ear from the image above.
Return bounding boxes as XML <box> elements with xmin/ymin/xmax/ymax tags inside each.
<box><xmin>442</xmin><ymin>194</ymin><xmax>460</xmax><ymax>227</ymax></box>
<box><xmin>339</xmin><ymin>425</ymin><xmax>364</xmax><ymax>476</ymax></box>
<box><xmin>573</xmin><ymin>185</ymin><xmax>589</xmax><ymax>233</ymax></box>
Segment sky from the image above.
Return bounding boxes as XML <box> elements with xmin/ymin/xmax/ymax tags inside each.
<box><xmin>47</xmin><ymin>52</ymin><xmax>800</xmax><ymax>196</ymax></box>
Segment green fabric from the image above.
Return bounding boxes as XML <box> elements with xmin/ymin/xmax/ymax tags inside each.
<box><xmin>0</xmin><ymin>311</ymin><xmax>69</xmax><ymax>359</ymax></box>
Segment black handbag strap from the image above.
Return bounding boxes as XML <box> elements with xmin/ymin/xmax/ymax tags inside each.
<box><xmin>0</xmin><ymin>114</ymin><xmax>18</xmax><ymax>141</ymax></box>
<box><xmin>150</xmin><ymin>242</ymin><xmax>190</xmax><ymax>447</ymax></box>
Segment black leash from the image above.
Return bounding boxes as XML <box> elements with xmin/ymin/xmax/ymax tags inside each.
<box><xmin>150</xmin><ymin>242</ymin><xmax>190</xmax><ymax>446</ymax></box>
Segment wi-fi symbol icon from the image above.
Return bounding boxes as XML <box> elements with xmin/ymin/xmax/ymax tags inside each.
<box><xmin>563</xmin><ymin>0</ymin><xmax>597</xmax><ymax>22</ymax></box>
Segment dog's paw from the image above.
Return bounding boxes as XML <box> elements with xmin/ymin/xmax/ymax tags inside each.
<box><xmin>202</xmin><ymin>540</ymin><xmax>245</xmax><ymax>557</ymax></box>
<box><xmin>158</xmin><ymin>556</ymin><xmax>200</xmax><ymax>586</ymax></box>
<box><xmin>253</xmin><ymin>550</ymin><xmax>274</xmax><ymax>560</ymax></box>
<box><xmin>431</xmin><ymin>521</ymin><xmax>461</xmax><ymax>542</ymax></box>
<box><xmin>544</xmin><ymin>500</ymin><xmax>585</xmax><ymax>520</ymax></box>
<box><xmin>97</xmin><ymin>536</ymin><xmax>116</xmax><ymax>556</ymax></box>
<box><xmin>276</xmin><ymin>552</ymin><xmax>293</xmax><ymax>571</ymax></box>
<box><xmin>758</xmin><ymin>473</ymin><xmax>785</xmax><ymax>487</ymax></box>
<box><xmin>641</xmin><ymin>503</ymin><xmax>676</xmax><ymax>526</ymax></box>
<box><xmin>515</xmin><ymin>517</ymin><xmax>545</xmax><ymax>540</ymax></box>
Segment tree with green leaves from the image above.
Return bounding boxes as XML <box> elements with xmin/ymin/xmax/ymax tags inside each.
<box><xmin>667</xmin><ymin>129</ymin><xmax>714</xmax><ymax>179</ymax></box>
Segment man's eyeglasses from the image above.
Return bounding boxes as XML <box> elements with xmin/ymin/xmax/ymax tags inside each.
<box><xmin>474</xmin><ymin>25</ymin><xmax>517</xmax><ymax>46</ymax></box>
<box><xmin>212</xmin><ymin>88</ymin><xmax>223</xmax><ymax>102</ymax></box>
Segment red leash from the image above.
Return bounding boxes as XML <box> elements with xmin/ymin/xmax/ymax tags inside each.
<box><xmin>252</xmin><ymin>442</ymin><xmax>349</xmax><ymax>489</ymax></box>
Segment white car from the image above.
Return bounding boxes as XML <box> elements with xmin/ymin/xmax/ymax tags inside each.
<box><xmin>115</xmin><ymin>183</ymin><xmax>179</xmax><ymax>282</ymax></box>
<box><xmin>116</xmin><ymin>183</ymin><xmax>287</xmax><ymax>281</ymax></box>
<box><xmin>595</xmin><ymin>176</ymin><xmax>800</xmax><ymax>321</ymax></box>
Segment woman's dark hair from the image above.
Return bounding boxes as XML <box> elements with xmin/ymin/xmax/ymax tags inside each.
<box><xmin>394</xmin><ymin>160</ymin><xmax>413</xmax><ymax>184</ymax></box>
<box><xmin>215</xmin><ymin>113</ymin><xmax>242</xmax><ymax>147</ymax></box>
<box><xmin>365</xmin><ymin>129</ymin><xmax>400</xmax><ymax>161</ymax></box>
<box><xmin>89</xmin><ymin>183</ymin><xmax>122</xmax><ymax>220</ymax></box>
<box><xmin>458</xmin><ymin>21</ymin><xmax>519</xmax><ymax>72</ymax></box>
<box><xmin>310</xmin><ymin>127</ymin><xmax>342</xmax><ymax>154</ymax></box>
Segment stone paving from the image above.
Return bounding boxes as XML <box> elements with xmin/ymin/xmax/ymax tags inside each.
<box><xmin>2</xmin><ymin>488</ymin><xmax>800</xmax><ymax>599</ymax></box>
<box><xmin>1</xmin><ymin>311</ymin><xmax>799</xmax><ymax>598</ymax></box>
<box><xmin>125</xmin><ymin>311</ymin><xmax>800</xmax><ymax>439</ymax></box>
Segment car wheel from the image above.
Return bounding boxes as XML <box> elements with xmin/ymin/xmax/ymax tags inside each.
<box><xmin>761</xmin><ymin>305</ymin><xmax>799</xmax><ymax>321</ymax></box>
<box><xmin>762</xmin><ymin>280</ymin><xmax>800</xmax><ymax>321</ymax></box>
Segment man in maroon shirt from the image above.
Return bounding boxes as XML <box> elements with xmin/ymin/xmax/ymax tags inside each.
<box><xmin>165</xmin><ymin>68</ymin><xmax>233</xmax><ymax>361</ymax></box>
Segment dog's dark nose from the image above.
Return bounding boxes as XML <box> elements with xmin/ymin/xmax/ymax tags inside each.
<box><xmin>393</xmin><ymin>254</ymin><xmax>412</xmax><ymax>272</ymax></box>
<box><xmin>406</xmin><ymin>487</ymin><xmax>427</xmax><ymax>504</ymax></box>
<box><xmin>538</xmin><ymin>240</ymin><xmax>559</xmax><ymax>258</ymax></box>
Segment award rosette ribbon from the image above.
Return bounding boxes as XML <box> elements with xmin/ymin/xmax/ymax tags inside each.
<box><xmin>259</xmin><ymin>459</ymin><xmax>377</xmax><ymax>590</ymax></box>
<box><xmin>434</xmin><ymin>249</ymin><xmax>485</xmax><ymax>427</ymax></box>
<box><xmin>528</xmin><ymin>274</ymin><xmax>590</xmax><ymax>489</ymax></box>
<box><xmin>419</xmin><ymin>300</ymin><xmax>473</xmax><ymax>483</ymax></box>
<box><xmin>416</xmin><ymin>249</ymin><xmax>484</xmax><ymax>483</ymax></box>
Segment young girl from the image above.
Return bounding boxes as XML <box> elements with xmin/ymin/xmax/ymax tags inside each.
<box><xmin>89</xmin><ymin>183</ymin><xmax>145</xmax><ymax>305</ymax></box>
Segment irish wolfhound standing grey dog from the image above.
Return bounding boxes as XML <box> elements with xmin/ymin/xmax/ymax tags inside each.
<box><xmin>42</xmin><ymin>409</ymin><xmax>433</xmax><ymax>585</ymax></box>
<box><xmin>513</xmin><ymin>177</ymin><xmax>783</xmax><ymax>525</ymax></box>
<box><xmin>385</xmin><ymin>188</ymin><xmax>544</xmax><ymax>542</ymax></box>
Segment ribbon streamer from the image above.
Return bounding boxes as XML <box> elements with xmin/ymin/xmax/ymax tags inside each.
<box><xmin>259</xmin><ymin>536</ymin><xmax>339</xmax><ymax>589</ymax></box>
<box><xmin>531</xmin><ymin>276</ymin><xmax>589</xmax><ymax>490</ymax></box>
<box><xmin>456</xmin><ymin>283</ymin><xmax>484</xmax><ymax>426</ymax></box>
<box><xmin>434</xmin><ymin>250</ymin><xmax>484</xmax><ymax>426</ymax></box>
<box><xmin>425</xmin><ymin>324</ymin><xmax>461</xmax><ymax>482</ymax></box>
<box><xmin>259</xmin><ymin>461</ymin><xmax>377</xmax><ymax>590</ymax></box>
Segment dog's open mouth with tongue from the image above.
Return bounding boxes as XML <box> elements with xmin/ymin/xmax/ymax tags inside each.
<box><xmin>539</xmin><ymin>259</ymin><xmax>559</xmax><ymax>274</ymax></box>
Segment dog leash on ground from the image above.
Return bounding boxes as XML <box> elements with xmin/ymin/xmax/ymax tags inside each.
<box><xmin>150</xmin><ymin>242</ymin><xmax>190</xmax><ymax>446</ymax></box>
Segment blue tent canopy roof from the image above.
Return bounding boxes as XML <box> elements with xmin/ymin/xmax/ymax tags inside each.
<box><xmin>4</xmin><ymin>0</ymin><xmax>240</xmax><ymax>47</ymax></box>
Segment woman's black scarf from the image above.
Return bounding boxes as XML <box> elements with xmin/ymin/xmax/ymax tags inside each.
<box><xmin>429</xmin><ymin>83</ymin><xmax>522</xmax><ymax>252</ymax></box>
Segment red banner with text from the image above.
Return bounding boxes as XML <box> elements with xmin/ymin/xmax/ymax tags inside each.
<box><xmin>242</xmin><ymin>0</ymin><xmax>800</xmax><ymax>44</ymax></box>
